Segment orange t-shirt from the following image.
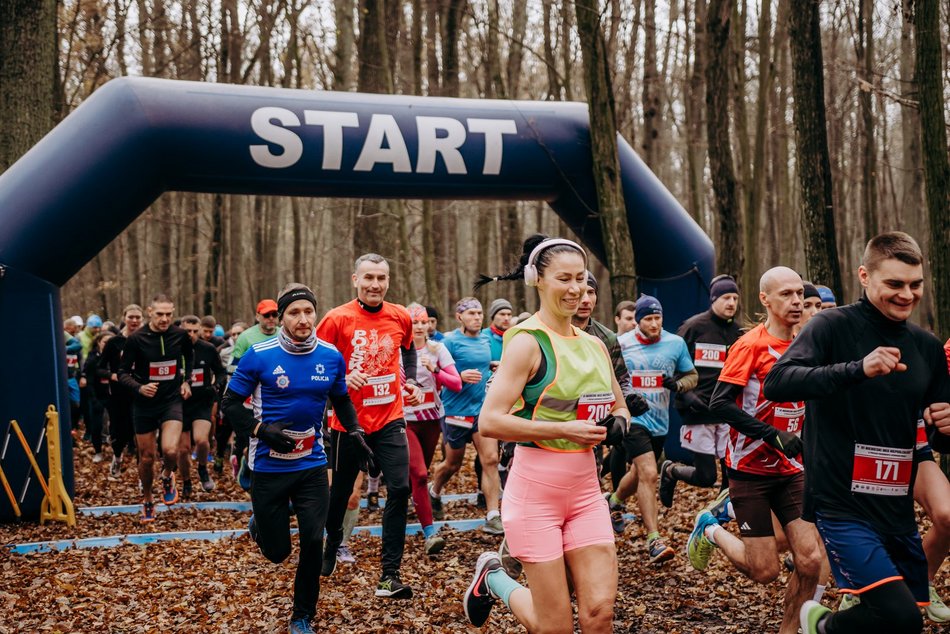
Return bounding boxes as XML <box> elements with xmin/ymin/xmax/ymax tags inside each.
<box><xmin>718</xmin><ymin>324</ymin><xmax>805</xmax><ymax>477</ymax></box>
<box><xmin>317</xmin><ymin>300</ymin><xmax>413</xmax><ymax>433</ymax></box>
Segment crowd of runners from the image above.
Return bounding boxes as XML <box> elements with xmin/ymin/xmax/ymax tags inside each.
<box><xmin>61</xmin><ymin>230</ymin><xmax>950</xmax><ymax>634</ymax></box>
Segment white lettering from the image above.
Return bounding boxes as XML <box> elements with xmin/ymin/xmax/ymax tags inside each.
<box><xmin>415</xmin><ymin>116</ymin><xmax>467</xmax><ymax>174</ymax></box>
<box><xmin>353</xmin><ymin>114</ymin><xmax>412</xmax><ymax>173</ymax></box>
<box><xmin>303</xmin><ymin>110</ymin><xmax>360</xmax><ymax>170</ymax></box>
<box><xmin>467</xmin><ymin>118</ymin><xmax>517</xmax><ymax>175</ymax></box>
<box><xmin>249</xmin><ymin>107</ymin><xmax>303</xmax><ymax>168</ymax></box>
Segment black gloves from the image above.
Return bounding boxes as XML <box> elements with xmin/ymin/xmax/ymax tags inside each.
<box><xmin>349</xmin><ymin>428</ymin><xmax>377</xmax><ymax>472</ymax></box>
<box><xmin>625</xmin><ymin>393</ymin><xmax>650</xmax><ymax>418</ymax></box>
<box><xmin>769</xmin><ymin>430</ymin><xmax>803</xmax><ymax>457</ymax></box>
<box><xmin>256</xmin><ymin>421</ymin><xmax>297</xmax><ymax>454</ymax></box>
<box><xmin>661</xmin><ymin>375</ymin><xmax>680</xmax><ymax>392</ymax></box>
<box><xmin>597</xmin><ymin>414</ymin><xmax>628</xmax><ymax>447</ymax></box>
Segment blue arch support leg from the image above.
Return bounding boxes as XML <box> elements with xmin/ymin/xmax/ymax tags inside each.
<box><xmin>0</xmin><ymin>78</ymin><xmax>713</xmax><ymax>519</ymax></box>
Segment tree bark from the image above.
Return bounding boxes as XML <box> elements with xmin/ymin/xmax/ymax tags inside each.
<box><xmin>914</xmin><ymin>0</ymin><xmax>950</xmax><ymax>335</ymax></box>
<box><xmin>684</xmin><ymin>0</ymin><xmax>706</xmax><ymax>226</ymax></box>
<box><xmin>788</xmin><ymin>0</ymin><xmax>842</xmax><ymax>297</ymax></box>
<box><xmin>575</xmin><ymin>0</ymin><xmax>637</xmax><ymax>306</ymax></box>
<box><xmin>855</xmin><ymin>0</ymin><xmax>877</xmax><ymax>239</ymax></box>
<box><xmin>641</xmin><ymin>0</ymin><xmax>662</xmax><ymax>173</ymax></box>
<box><xmin>0</xmin><ymin>0</ymin><xmax>57</xmax><ymax>173</ymax></box>
<box><xmin>705</xmin><ymin>0</ymin><xmax>743</xmax><ymax>280</ymax></box>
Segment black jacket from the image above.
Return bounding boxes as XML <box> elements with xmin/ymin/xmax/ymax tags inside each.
<box><xmin>118</xmin><ymin>324</ymin><xmax>194</xmax><ymax>406</ymax></box>
<box><xmin>675</xmin><ymin>309</ymin><xmax>742</xmax><ymax>424</ymax></box>
<box><xmin>764</xmin><ymin>297</ymin><xmax>950</xmax><ymax>534</ymax></box>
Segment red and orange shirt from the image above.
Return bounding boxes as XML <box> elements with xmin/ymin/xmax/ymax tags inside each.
<box><xmin>719</xmin><ymin>324</ymin><xmax>805</xmax><ymax>477</ymax></box>
<box><xmin>317</xmin><ymin>300</ymin><xmax>413</xmax><ymax>433</ymax></box>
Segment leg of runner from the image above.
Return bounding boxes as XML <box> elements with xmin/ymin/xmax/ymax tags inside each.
<box><xmin>616</xmin><ymin>451</ymin><xmax>674</xmax><ymax>563</ymax></box>
<box><xmin>176</xmin><ymin>428</ymin><xmax>193</xmax><ymax>500</ymax></box>
<box><xmin>914</xmin><ymin>460</ymin><xmax>950</xmax><ymax>621</ymax></box>
<box><xmin>107</xmin><ymin>398</ymin><xmax>133</xmax><ymax>476</ymax></box>
<box><xmin>371</xmin><ymin>420</ymin><xmax>412</xmax><ymax>597</ymax></box>
<box><xmin>429</xmin><ymin>444</ymin><xmax>465</xmax><ymax>519</ymax></box>
<box><xmin>322</xmin><ymin>429</ymin><xmax>360</xmax><ymax>577</ymax></box>
<box><xmin>337</xmin><ymin>472</ymin><xmax>363</xmax><ymax>566</ymax></box>
<box><xmin>407</xmin><ymin>420</ymin><xmax>444</xmax><ymax>554</ymax></box>
<box><xmin>136</xmin><ymin>431</ymin><xmax>158</xmax><ymax>505</ymax></box>
<box><xmin>214</xmin><ymin>412</ymin><xmax>232</xmax><ymax>474</ymax></box>
<box><xmin>193</xmin><ymin>419</ymin><xmax>214</xmax><ymax>492</ymax></box>
<box><xmin>289</xmin><ymin>467</ymin><xmax>331</xmax><ymax>627</ymax></box>
<box><xmin>472</xmin><ymin>432</ymin><xmax>503</xmax><ymax>534</ymax></box>
<box><xmin>159</xmin><ymin>419</ymin><xmax>182</xmax><ymax>505</ymax></box>
<box><xmin>779</xmin><ymin>519</ymin><xmax>824</xmax><ymax>634</ymax></box>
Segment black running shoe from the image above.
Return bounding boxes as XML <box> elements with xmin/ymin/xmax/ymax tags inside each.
<box><xmin>367</xmin><ymin>491</ymin><xmax>380</xmax><ymax>511</ymax></box>
<box><xmin>321</xmin><ymin>539</ymin><xmax>340</xmax><ymax>577</ymax></box>
<box><xmin>464</xmin><ymin>552</ymin><xmax>502</xmax><ymax>627</ymax></box>
<box><xmin>375</xmin><ymin>574</ymin><xmax>413</xmax><ymax>599</ymax></box>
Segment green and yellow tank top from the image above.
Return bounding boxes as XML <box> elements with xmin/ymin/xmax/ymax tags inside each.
<box><xmin>502</xmin><ymin>313</ymin><xmax>615</xmax><ymax>452</ymax></box>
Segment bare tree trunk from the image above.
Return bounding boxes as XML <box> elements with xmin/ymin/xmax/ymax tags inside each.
<box><xmin>706</xmin><ymin>0</ymin><xmax>743</xmax><ymax>280</ymax></box>
<box><xmin>684</xmin><ymin>0</ymin><xmax>706</xmax><ymax>225</ymax></box>
<box><xmin>507</xmin><ymin>0</ymin><xmax>528</xmax><ymax>96</ymax></box>
<box><xmin>0</xmin><ymin>0</ymin><xmax>57</xmax><ymax>173</ymax></box>
<box><xmin>641</xmin><ymin>0</ymin><xmax>662</xmax><ymax>172</ymax></box>
<box><xmin>541</xmin><ymin>0</ymin><xmax>562</xmax><ymax>99</ymax></box>
<box><xmin>788</xmin><ymin>0</ymin><xmax>842</xmax><ymax>297</ymax></box>
<box><xmin>743</xmin><ymin>0</ymin><xmax>770</xmax><ymax>310</ymax></box>
<box><xmin>575</xmin><ymin>0</ymin><xmax>637</xmax><ymax>305</ymax></box>
<box><xmin>855</xmin><ymin>0</ymin><xmax>877</xmax><ymax>239</ymax></box>
<box><xmin>441</xmin><ymin>0</ymin><xmax>465</xmax><ymax>99</ymax></box>
<box><xmin>559</xmin><ymin>0</ymin><xmax>574</xmax><ymax>101</ymax></box>
<box><xmin>914</xmin><ymin>0</ymin><xmax>950</xmax><ymax>335</ymax></box>
<box><xmin>333</xmin><ymin>0</ymin><xmax>355</xmax><ymax>90</ymax></box>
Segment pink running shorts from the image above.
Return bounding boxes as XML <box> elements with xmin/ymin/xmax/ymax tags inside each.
<box><xmin>501</xmin><ymin>445</ymin><xmax>614</xmax><ymax>563</ymax></box>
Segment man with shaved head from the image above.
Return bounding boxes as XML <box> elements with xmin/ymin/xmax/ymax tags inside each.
<box><xmin>687</xmin><ymin>266</ymin><xmax>824</xmax><ymax>634</ymax></box>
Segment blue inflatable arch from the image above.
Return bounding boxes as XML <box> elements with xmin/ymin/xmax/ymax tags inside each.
<box><xmin>0</xmin><ymin>77</ymin><xmax>713</xmax><ymax>520</ymax></box>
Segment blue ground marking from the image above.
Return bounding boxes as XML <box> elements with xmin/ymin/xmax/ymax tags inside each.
<box><xmin>77</xmin><ymin>493</ymin><xmax>479</xmax><ymax>516</ymax></box>
<box><xmin>7</xmin><ymin>518</ymin><xmax>489</xmax><ymax>554</ymax></box>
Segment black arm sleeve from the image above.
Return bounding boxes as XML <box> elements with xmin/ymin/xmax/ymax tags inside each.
<box><xmin>402</xmin><ymin>341</ymin><xmax>418</xmax><ymax>383</ymax></box>
<box><xmin>181</xmin><ymin>334</ymin><xmax>194</xmax><ymax>379</ymax></box>
<box><xmin>329</xmin><ymin>391</ymin><xmax>361</xmax><ymax>434</ymax></box>
<box><xmin>710</xmin><ymin>380</ymin><xmax>778</xmax><ymax>441</ymax></box>
<box><xmin>763</xmin><ymin>316</ymin><xmax>867</xmax><ymax>401</ymax></box>
<box><xmin>608</xmin><ymin>337</ymin><xmax>634</xmax><ymax>398</ymax></box>
<box><xmin>221</xmin><ymin>388</ymin><xmax>258</xmax><ymax>437</ymax></box>
<box><xmin>211</xmin><ymin>351</ymin><xmax>227</xmax><ymax>397</ymax></box>
<box><xmin>117</xmin><ymin>337</ymin><xmax>143</xmax><ymax>393</ymax></box>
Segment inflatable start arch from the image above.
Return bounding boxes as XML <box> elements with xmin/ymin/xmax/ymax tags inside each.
<box><xmin>0</xmin><ymin>78</ymin><xmax>713</xmax><ymax>520</ymax></box>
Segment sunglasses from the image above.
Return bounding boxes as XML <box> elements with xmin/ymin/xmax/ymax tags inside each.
<box><xmin>262</xmin><ymin>312</ymin><xmax>279</xmax><ymax>318</ymax></box>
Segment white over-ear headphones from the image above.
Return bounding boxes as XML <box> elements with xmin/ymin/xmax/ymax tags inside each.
<box><xmin>523</xmin><ymin>238</ymin><xmax>587</xmax><ymax>287</ymax></box>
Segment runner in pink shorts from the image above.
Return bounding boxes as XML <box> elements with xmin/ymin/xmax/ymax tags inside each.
<box><xmin>462</xmin><ymin>235</ymin><xmax>630</xmax><ymax>633</ymax></box>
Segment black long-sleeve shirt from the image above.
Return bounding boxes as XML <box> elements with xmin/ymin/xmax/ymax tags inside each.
<box><xmin>188</xmin><ymin>338</ymin><xmax>227</xmax><ymax>403</ymax></box>
<box><xmin>763</xmin><ymin>297</ymin><xmax>950</xmax><ymax>534</ymax></box>
<box><xmin>676</xmin><ymin>309</ymin><xmax>742</xmax><ymax>424</ymax></box>
<box><xmin>118</xmin><ymin>324</ymin><xmax>194</xmax><ymax>407</ymax></box>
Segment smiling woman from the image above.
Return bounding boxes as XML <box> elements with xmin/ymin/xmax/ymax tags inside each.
<box><xmin>463</xmin><ymin>234</ymin><xmax>630</xmax><ymax>633</ymax></box>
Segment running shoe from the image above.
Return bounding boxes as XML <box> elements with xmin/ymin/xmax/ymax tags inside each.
<box><xmin>181</xmin><ymin>479</ymin><xmax>193</xmax><ymax>501</ymax></box>
<box><xmin>429</xmin><ymin>487</ymin><xmax>444</xmax><ymax>521</ymax></box>
<box><xmin>686</xmin><ymin>510</ymin><xmax>719</xmax><ymax>571</ymax></box>
<box><xmin>336</xmin><ymin>544</ymin><xmax>356</xmax><ymax>564</ymax></box>
<box><xmin>800</xmin><ymin>600</ymin><xmax>831</xmax><ymax>634</ymax></box>
<box><xmin>658</xmin><ymin>460</ymin><xmax>676</xmax><ymax>508</ymax></box>
<box><xmin>367</xmin><ymin>491</ymin><xmax>380</xmax><ymax>511</ymax></box>
<box><xmin>699</xmin><ymin>487</ymin><xmax>732</xmax><ymax>525</ymax></box>
<box><xmin>140</xmin><ymin>501</ymin><xmax>155</xmax><ymax>523</ymax></box>
<box><xmin>425</xmin><ymin>533</ymin><xmax>446</xmax><ymax>556</ymax></box>
<box><xmin>321</xmin><ymin>539</ymin><xmax>340</xmax><ymax>577</ymax></box>
<box><xmin>213</xmin><ymin>455</ymin><xmax>224</xmax><ymax>475</ymax></box>
<box><xmin>476</xmin><ymin>491</ymin><xmax>487</xmax><ymax>511</ymax></box>
<box><xmin>92</xmin><ymin>452</ymin><xmax>104</xmax><ymax>464</ymax></box>
<box><xmin>605</xmin><ymin>493</ymin><xmax>626</xmax><ymax>534</ymax></box>
<box><xmin>464</xmin><ymin>552</ymin><xmax>501</xmax><ymax>627</ymax></box>
<box><xmin>198</xmin><ymin>465</ymin><xmax>215</xmax><ymax>492</ymax></box>
<box><xmin>375</xmin><ymin>574</ymin><xmax>413</xmax><ymax>599</ymax></box>
<box><xmin>647</xmin><ymin>536</ymin><xmax>675</xmax><ymax>564</ymax></box>
<box><xmin>498</xmin><ymin>537</ymin><xmax>523</xmax><ymax>579</ymax></box>
<box><xmin>927</xmin><ymin>585</ymin><xmax>950</xmax><ymax>622</ymax></box>
<box><xmin>838</xmin><ymin>593</ymin><xmax>859</xmax><ymax>611</ymax></box>
<box><xmin>289</xmin><ymin>617</ymin><xmax>316</xmax><ymax>634</ymax></box>
<box><xmin>109</xmin><ymin>456</ymin><xmax>121</xmax><ymax>479</ymax></box>
<box><xmin>161</xmin><ymin>474</ymin><xmax>179</xmax><ymax>506</ymax></box>
<box><xmin>481</xmin><ymin>515</ymin><xmax>504</xmax><ymax>535</ymax></box>
<box><xmin>238</xmin><ymin>455</ymin><xmax>252</xmax><ymax>491</ymax></box>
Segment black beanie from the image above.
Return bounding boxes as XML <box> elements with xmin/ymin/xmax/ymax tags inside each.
<box><xmin>710</xmin><ymin>275</ymin><xmax>739</xmax><ymax>303</ymax></box>
<box><xmin>803</xmin><ymin>282</ymin><xmax>820</xmax><ymax>300</ymax></box>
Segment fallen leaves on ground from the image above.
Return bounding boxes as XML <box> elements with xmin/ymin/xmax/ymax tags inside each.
<box><xmin>0</xmin><ymin>441</ymin><xmax>945</xmax><ymax>632</ymax></box>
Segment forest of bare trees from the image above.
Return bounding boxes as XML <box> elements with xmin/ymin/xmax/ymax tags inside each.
<box><xmin>2</xmin><ymin>0</ymin><xmax>949</xmax><ymax>332</ymax></box>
